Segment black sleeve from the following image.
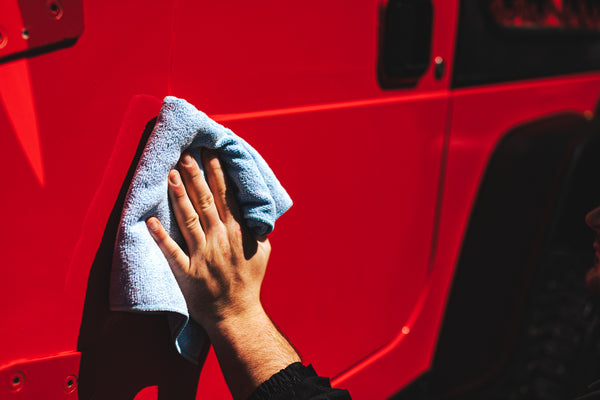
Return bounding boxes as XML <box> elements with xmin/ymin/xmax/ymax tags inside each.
<box><xmin>574</xmin><ymin>379</ymin><xmax>600</xmax><ymax>399</ymax></box>
<box><xmin>246</xmin><ymin>362</ymin><xmax>352</xmax><ymax>400</ymax></box>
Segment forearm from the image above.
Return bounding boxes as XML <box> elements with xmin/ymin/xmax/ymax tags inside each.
<box><xmin>149</xmin><ymin>153</ymin><xmax>302</xmax><ymax>399</ymax></box>
<box><xmin>205</xmin><ymin>305</ymin><xmax>301</xmax><ymax>400</ymax></box>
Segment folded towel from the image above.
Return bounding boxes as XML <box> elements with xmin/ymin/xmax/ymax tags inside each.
<box><xmin>110</xmin><ymin>96</ymin><xmax>293</xmax><ymax>362</ymax></box>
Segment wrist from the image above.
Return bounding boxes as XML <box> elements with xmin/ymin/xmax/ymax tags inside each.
<box><xmin>201</xmin><ymin>302</ymin><xmax>301</xmax><ymax>400</ymax></box>
<box><xmin>202</xmin><ymin>302</ymin><xmax>268</xmax><ymax>337</ymax></box>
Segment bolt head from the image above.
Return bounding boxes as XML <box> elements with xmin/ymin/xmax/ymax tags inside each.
<box><xmin>9</xmin><ymin>371</ymin><xmax>25</xmax><ymax>393</ymax></box>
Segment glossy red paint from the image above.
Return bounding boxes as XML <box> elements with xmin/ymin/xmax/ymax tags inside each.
<box><xmin>2</xmin><ymin>0</ymin><xmax>600</xmax><ymax>399</ymax></box>
<box><xmin>0</xmin><ymin>352</ymin><xmax>80</xmax><ymax>399</ymax></box>
<box><xmin>0</xmin><ymin>59</ymin><xmax>44</xmax><ymax>185</ymax></box>
<box><xmin>331</xmin><ymin>76</ymin><xmax>600</xmax><ymax>400</ymax></box>
<box><xmin>0</xmin><ymin>0</ymin><xmax>83</xmax><ymax>62</ymax></box>
<box><xmin>132</xmin><ymin>386</ymin><xmax>158</xmax><ymax>400</ymax></box>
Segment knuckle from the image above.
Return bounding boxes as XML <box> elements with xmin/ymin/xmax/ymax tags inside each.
<box><xmin>187</xmin><ymin>167</ymin><xmax>204</xmax><ymax>181</ymax></box>
<box><xmin>166</xmin><ymin>246</ymin><xmax>181</xmax><ymax>263</ymax></box>
<box><xmin>218</xmin><ymin>240</ymin><xmax>232</xmax><ymax>258</ymax></box>
<box><xmin>227</xmin><ymin>223</ymin><xmax>243</xmax><ymax>241</ymax></box>
<box><xmin>214</xmin><ymin>183</ymin><xmax>228</xmax><ymax>200</ymax></box>
<box><xmin>171</xmin><ymin>185</ymin><xmax>187</xmax><ymax>199</ymax></box>
<box><xmin>231</xmin><ymin>223</ymin><xmax>242</xmax><ymax>237</ymax></box>
<box><xmin>210</xmin><ymin>231</ymin><xmax>233</xmax><ymax>259</ymax></box>
<box><xmin>184</xmin><ymin>213</ymin><xmax>200</xmax><ymax>231</ymax></box>
<box><xmin>197</xmin><ymin>192</ymin><xmax>215</xmax><ymax>212</ymax></box>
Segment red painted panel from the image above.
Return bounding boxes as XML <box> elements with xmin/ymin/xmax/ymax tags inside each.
<box><xmin>132</xmin><ymin>386</ymin><xmax>158</xmax><ymax>400</ymax></box>
<box><xmin>217</xmin><ymin>93</ymin><xmax>448</xmax><ymax>378</ymax></box>
<box><xmin>192</xmin><ymin>99</ymin><xmax>448</xmax><ymax>398</ymax></box>
<box><xmin>331</xmin><ymin>74</ymin><xmax>600</xmax><ymax>400</ymax></box>
<box><xmin>425</xmin><ymin>74</ymin><xmax>600</xmax><ymax>392</ymax></box>
<box><xmin>0</xmin><ymin>0</ymin><xmax>83</xmax><ymax>63</ymax></box>
<box><xmin>441</xmin><ymin>75</ymin><xmax>600</xmax><ymax>313</ymax></box>
<box><xmin>4</xmin><ymin>0</ymin><xmax>600</xmax><ymax>399</ymax></box>
<box><xmin>0</xmin><ymin>0</ymin><xmax>455</xmax><ymax>398</ymax></box>
<box><xmin>0</xmin><ymin>0</ymin><xmax>174</xmax><ymax>371</ymax></box>
<box><xmin>0</xmin><ymin>352</ymin><xmax>80</xmax><ymax>399</ymax></box>
<box><xmin>168</xmin><ymin>0</ymin><xmax>455</xmax><ymax>114</ymax></box>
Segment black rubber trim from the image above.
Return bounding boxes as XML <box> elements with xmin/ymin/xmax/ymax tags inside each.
<box><xmin>391</xmin><ymin>112</ymin><xmax>600</xmax><ymax>399</ymax></box>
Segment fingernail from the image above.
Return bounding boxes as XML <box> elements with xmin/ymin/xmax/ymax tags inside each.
<box><xmin>181</xmin><ymin>154</ymin><xmax>194</xmax><ymax>167</ymax></box>
<box><xmin>169</xmin><ymin>170</ymin><xmax>181</xmax><ymax>185</ymax></box>
<box><xmin>147</xmin><ymin>218</ymin><xmax>159</xmax><ymax>232</ymax></box>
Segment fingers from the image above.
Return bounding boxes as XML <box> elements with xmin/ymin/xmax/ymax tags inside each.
<box><xmin>178</xmin><ymin>154</ymin><xmax>222</xmax><ymax>232</ymax></box>
<box><xmin>201</xmin><ymin>149</ymin><xmax>240</xmax><ymax>224</ymax></box>
<box><xmin>146</xmin><ymin>217</ymin><xmax>190</xmax><ymax>274</ymax></box>
<box><xmin>167</xmin><ymin>170</ymin><xmax>206</xmax><ymax>251</ymax></box>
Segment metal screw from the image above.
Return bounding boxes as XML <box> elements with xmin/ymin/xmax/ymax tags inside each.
<box><xmin>47</xmin><ymin>0</ymin><xmax>64</xmax><ymax>20</ymax></box>
<box><xmin>9</xmin><ymin>371</ymin><xmax>25</xmax><ymax>392</ymax></box>
<box><xmin>63</xmin><ymin>374</ymin><xmax>77</xmax><ymax>393</ymax></box>
<box><xmin>0</xmin><ymin>26</ymin><xmax>7</xmax><ymax>49</ymax></box>
<box><xmin>434</xmin><ymin>56</ymin><xmax>445</xmax><ymax>80</ymax></box>
<box><xmin>21</xmin><ymin>29</ymin><xmax>30</xmax><ymax>40</ymax></box>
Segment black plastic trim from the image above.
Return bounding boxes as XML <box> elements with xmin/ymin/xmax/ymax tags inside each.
<box><xmin>452</xmin><ymin>0</ymin><xmax>600</xmax><ymax>88</ymax></box>
<box><xmin>391</xmin><ymin>112</ymin><xmax>600</xmax><ymax>399</ymax></box>
<box><xmin>377</xmin><ymin>0</ymin><xmax>433</xmax><ymax>89</ymax></box>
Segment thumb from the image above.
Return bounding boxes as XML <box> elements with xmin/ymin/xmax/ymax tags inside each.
<box><xmin>146</xmin><ymin>217</ymin><xmax>190</xmax><ymax>278</ymax></box>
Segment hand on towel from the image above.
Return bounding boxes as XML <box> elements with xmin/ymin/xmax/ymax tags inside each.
<box><xmin>146</xmin><ymin>149</ymin><xmax>300</xmax><ymax>400</ymax></box>
<box><xmin>146</xmin><ymin>149</ymin><xmax>271</xmax><ymax>328</ymax></box>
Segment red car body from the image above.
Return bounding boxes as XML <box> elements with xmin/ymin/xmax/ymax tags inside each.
<box><xmin>2</xmin><ymin>0</ymin><xmax>600</xmax><ymax>399</ymax></box>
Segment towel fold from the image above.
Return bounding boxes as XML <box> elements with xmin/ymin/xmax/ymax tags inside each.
<box><xmin>110</xmin><ymin>96</ymin><xmax>292</xmax><ymax>362</ymax></box>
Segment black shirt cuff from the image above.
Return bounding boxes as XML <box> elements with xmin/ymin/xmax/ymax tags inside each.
<box><xmin>246</xmin><ymin>362</ymin><xmax>351</xmax><ymax>400</ymax></box>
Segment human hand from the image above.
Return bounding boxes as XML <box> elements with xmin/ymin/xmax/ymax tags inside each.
<box><xmin>146</xmin><ymin>149</ymin><xmax>271</xmax><ymax>329</ymax></box>
<box><xmin>147</xmin><ymin>150</ymin><xmax>299</xmax><ymax>400</ymax></box>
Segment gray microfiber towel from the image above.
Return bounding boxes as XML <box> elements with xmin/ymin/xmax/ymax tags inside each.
<box><xmin>110</xmin><ymin>96</ymin><xmax>292</xmax><ymax>362</ymax></box>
